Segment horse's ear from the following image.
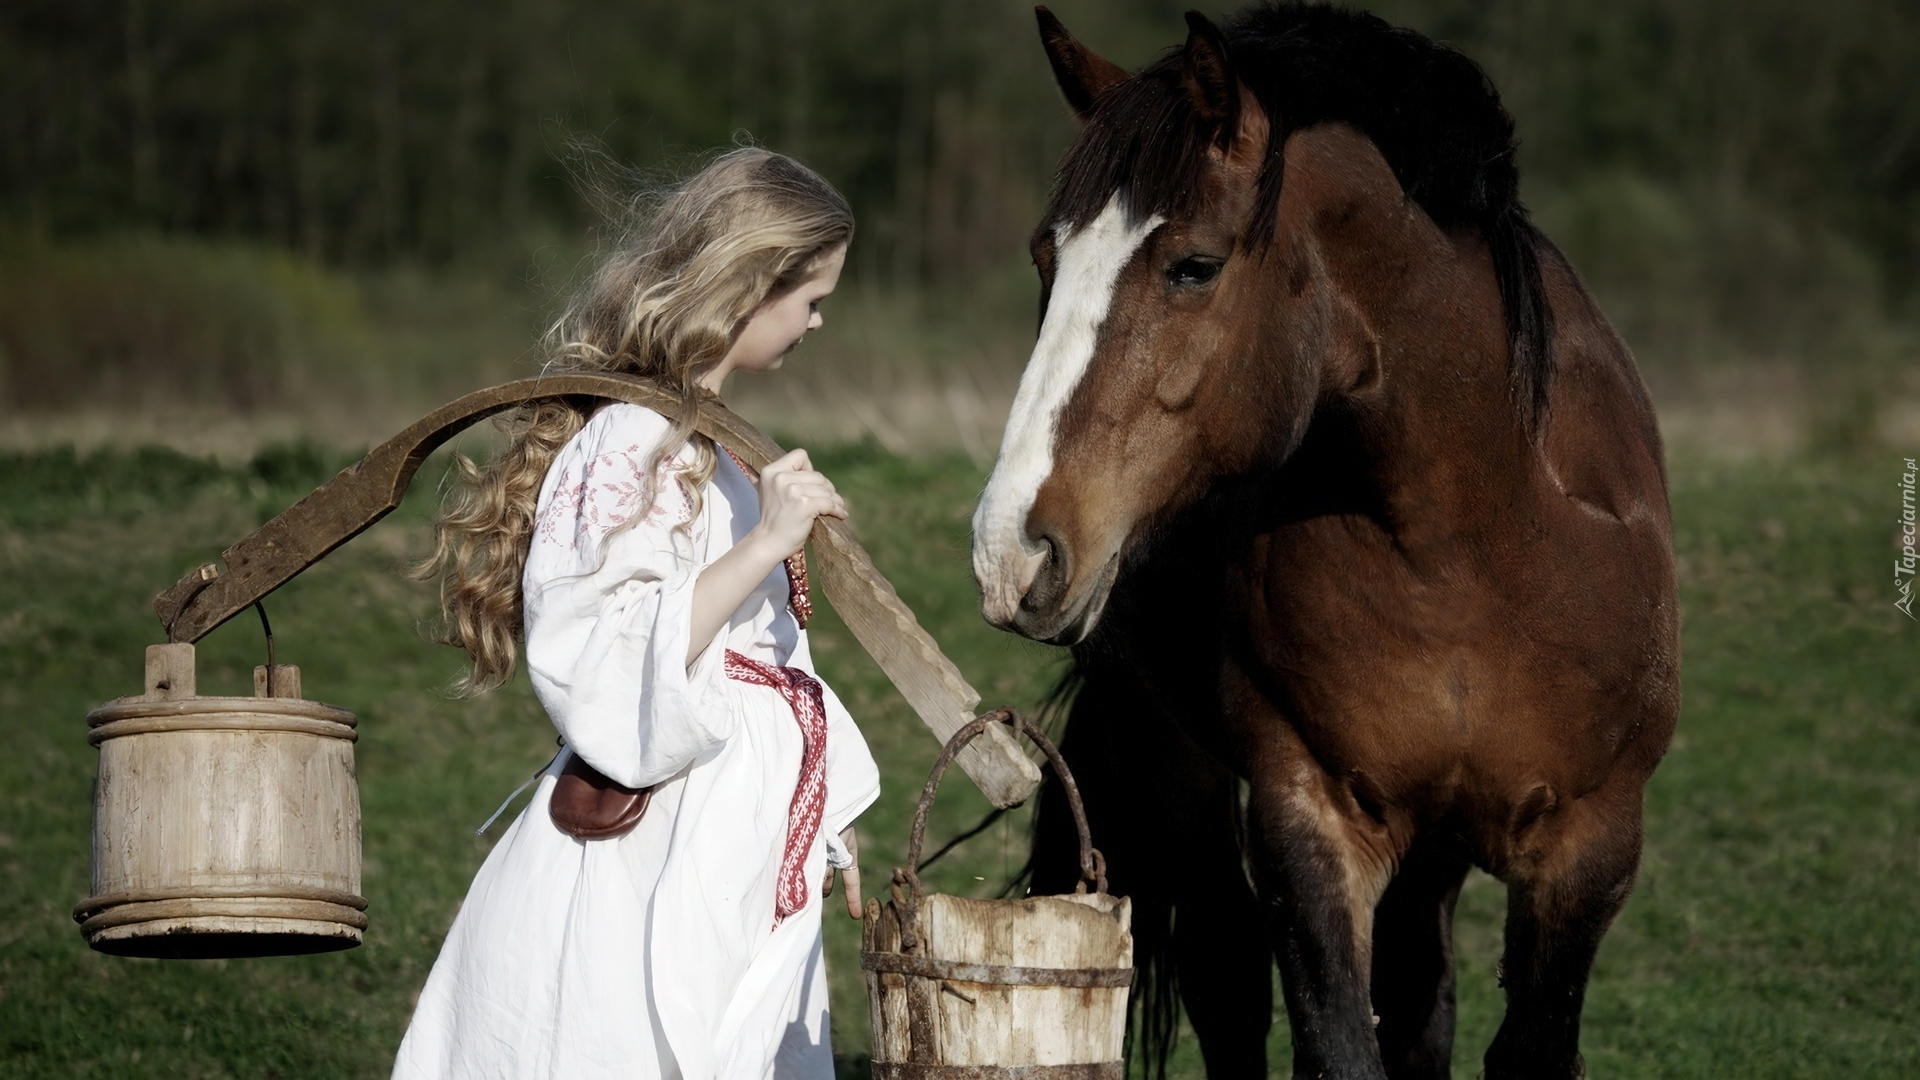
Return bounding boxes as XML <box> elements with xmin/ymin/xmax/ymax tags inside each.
<box><xmin>1183</xmin><ymin>11</ymin><xmax>1267</xmax><ymax>167</ymax></box>
<box><xmin>1182</xmin><ymin>11</ymin><xmax>1239</xmax><ymax>140</ymax></box>
<box><xmin>1037</xmin><ymin>6</ymin><xmax>1129</xmax><ymax>122</ymax></box>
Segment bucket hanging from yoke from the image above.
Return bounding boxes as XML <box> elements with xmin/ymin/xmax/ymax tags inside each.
<box><xmin>861</xmin><ymin>709</ymin><xmax>1132</xmax><ymax>1074</ymax></box>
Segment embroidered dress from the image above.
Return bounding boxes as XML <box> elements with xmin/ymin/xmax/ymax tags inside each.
<box><xmin>393</xmin><ymin>403</ymin><xmax>881</xmax><ymax>1080</ymax></box>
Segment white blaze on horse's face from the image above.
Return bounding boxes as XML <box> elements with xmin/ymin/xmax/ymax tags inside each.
<box><xmin>974</xmin><ymin>194</ymin><xmax>1164</xmax><ymax>629</ymax></box>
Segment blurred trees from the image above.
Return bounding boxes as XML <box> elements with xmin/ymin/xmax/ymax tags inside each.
<box><xmin>0</xmin><ymin>0</ymin><xmax>1138</xmax><ymax>283</ymax></box>
<box><xmin>1</xmin><ymin>0</ymin><xmax>1914</xmax><ymax>317</ymax></box>
<box><xmin>1377</xmin><ymin>0</ymin><xmax>1920</xmax><ymax>306</ymax></box>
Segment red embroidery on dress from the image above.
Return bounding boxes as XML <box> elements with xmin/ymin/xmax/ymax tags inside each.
<box><xmin>723</xmin><ymin>650</ymin><xmax>828</xmax><ymax>929</ymax></box>
<box><xmin>720</xmin><ymin>447</ymin><xmax>813</xmax><ymax>628</ymax></box>
<box><xmin>533</xmin><ymin>442</ymin><xmax>700</xmax><ymax>550</ymax></box>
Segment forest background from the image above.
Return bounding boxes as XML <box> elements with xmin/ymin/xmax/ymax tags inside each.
<box><xmin>3</xmin><ymin>0</ymin><xmax>1916</xmax><ymax>451</ymax></box>
<box><xmin>1</xmin><ymin>1</ymin><xmax>1916</xmax><ymax>1077</ymax></box>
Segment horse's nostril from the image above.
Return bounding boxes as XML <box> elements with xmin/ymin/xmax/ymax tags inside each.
<box><xmin>1021</xmin><ymin>534</ymin><xmax>1072</xmax><ymax>614</ymax></box>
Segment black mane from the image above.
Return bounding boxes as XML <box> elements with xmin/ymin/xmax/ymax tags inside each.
<box><xmin>1046</xmin><ymin>2</ymin><xmax>1555</xmax><ymax>434</ymax></box>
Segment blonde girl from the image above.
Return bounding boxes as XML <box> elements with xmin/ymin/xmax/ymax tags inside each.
<box><xmin>393</xmin><ymin>148</ymin><xmax>879</xmax><ymax>1080</ymax></box>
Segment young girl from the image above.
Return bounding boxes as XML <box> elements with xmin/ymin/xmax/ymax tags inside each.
<box><xmin>393</xmin><ymin>148</ymin><xmax>879</xmax><ymax>1080</ymax></box>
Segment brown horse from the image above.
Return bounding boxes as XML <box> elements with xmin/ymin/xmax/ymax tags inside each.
<box><xmin>974</xmin><ymin>6</ymin><xmax>1680</xmax><ymax>1078</ymax></box>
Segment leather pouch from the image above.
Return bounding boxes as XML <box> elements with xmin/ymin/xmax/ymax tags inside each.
<box><xmin>550</xmin><ymin>752</ymin><xmax>654</xmax><ymax>840</ymax></box>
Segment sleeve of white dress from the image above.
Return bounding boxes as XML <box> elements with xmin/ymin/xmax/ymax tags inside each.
<box><xmin>521</xmin><ymin>405</ymin><xmax>734</xmax><ymax>790</ymax></box>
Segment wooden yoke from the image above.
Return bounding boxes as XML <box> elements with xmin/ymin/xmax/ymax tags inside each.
<box><xmin>150</xmin><ymin>374</ymin><xmax>1042</xmax><ymax>809</ymax></box>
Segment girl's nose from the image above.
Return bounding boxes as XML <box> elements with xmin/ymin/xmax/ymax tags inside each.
<box><xmin>808</xmin><ymin>310</ymin><xmax>824</xmax><ymax>331</ymax></box>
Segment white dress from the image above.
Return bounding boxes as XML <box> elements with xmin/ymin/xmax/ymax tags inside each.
<box><xmin>392</xmin><ymin>403</ymin><xmax>882</xmax><ymax>1080</ymax></box>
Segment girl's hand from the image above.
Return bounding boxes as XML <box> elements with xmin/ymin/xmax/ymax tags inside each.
<box><xmin>822</xmin><ymin>825</ymin><xmax>862</xmax><ymax>919</ymax></box>
<box><xmin>747</xmin><ymin>448</ymin><xmax>847</xmax><ymax>560</ymax></box>
<box><xmin>686</xmin><ymin>447</ymin><xmax>844</xmax><ymax>667</ymax></box>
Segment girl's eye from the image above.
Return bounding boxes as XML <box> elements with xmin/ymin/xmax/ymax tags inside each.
<box><xmin>1167</xmin><ymin>256</ymin><xmax>1224</xmax><ymax>288</ymax></box>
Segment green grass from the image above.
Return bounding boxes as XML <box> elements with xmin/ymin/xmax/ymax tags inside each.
<box><xmin>0</xmin><ymin>441</ymin><xmax>1914</xmax><ymax>1077</ymax></box>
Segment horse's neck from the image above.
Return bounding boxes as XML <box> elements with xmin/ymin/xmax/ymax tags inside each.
<box><xmin>1280</xmin><ymin>136</ymin><xmax>1536</xmax><ymax>533</ymax></box>
<box><xmin>1338</xmin><ymin>240</ymin><xmax>1664</xmax><ymax>550</ymax></box>
<box><xmin>1269</xmin><ymin>123</ymin><xmax>1662</xmax><ymax>548</ymax></box>
<box><xmin>1342</xmin><ymin>242</ymin><xmax>1536</xmax><ymax>538</ymax></box>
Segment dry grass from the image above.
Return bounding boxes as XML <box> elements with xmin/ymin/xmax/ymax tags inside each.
<box><xmin>5</xmin><ymin>232</ymin><xmax>1916</xmax><ymax>464</ymax></box>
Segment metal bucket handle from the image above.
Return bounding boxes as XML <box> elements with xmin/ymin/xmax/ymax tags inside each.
<box><xmin>893</xmin><ymin>707</ymin><xmax>1106</xmax><ymax>949</ymax></box>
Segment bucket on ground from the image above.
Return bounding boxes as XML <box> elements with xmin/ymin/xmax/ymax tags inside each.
<box><xmin>74</xmin><ymin>643</ymin><xmax>366</xmax><ymax>958</ymax></box>
<box><xmin>863</xmin><ymin>708</ymin><xmax>1132</xmax><ymax>1075</ymax></box>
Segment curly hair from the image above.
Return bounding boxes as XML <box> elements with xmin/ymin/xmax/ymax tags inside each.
<box><xmin>413</xmin><ymin>146</ymin><xmax>854</xmax><ymax>694</ymax></box>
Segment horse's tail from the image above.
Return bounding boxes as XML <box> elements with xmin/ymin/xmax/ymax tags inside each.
<box><xmin>1019</xmin><ymin>658</ymin><xmax>1178</xmax><ymax>1076</ymax></box>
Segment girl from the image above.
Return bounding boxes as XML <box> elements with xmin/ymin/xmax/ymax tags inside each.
<box><xmin>394</xmin><ymin>148</ymin><xmax>879</xmax><ymax>1080</ymax></box>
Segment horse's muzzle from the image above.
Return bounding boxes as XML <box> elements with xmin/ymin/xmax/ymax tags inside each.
<box><xmin>1020</xmin><ymin>533</ymin><xmax>1070</xmax><ymax>616</ymax></box>
<box><xmin>1004</xmin><ymin>544</ymin><xmax>1119</xmax><ymax>646</ymax></box>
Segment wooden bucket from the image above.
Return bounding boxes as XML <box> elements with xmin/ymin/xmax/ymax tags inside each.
<box><xmin>74</xmin><ymin>643</ymin><xmax>366</xmax><ymax>958</ymax></box>
<box><xmin>863</xmin><ymin>709</ymin><xmax>1132</xmax><ymax>1076</ymax></box>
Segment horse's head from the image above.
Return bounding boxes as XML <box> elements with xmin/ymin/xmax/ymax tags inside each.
<box><xmin>973</xmin><ymin>10</ymin><xmax>1382</xmax><ymax>644</ymax></box>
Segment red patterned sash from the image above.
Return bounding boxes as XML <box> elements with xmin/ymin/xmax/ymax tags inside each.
<box><xmin>723</xmin><ymin>649</ymin><xmax>828</xmax><ymax>927</ymax></box>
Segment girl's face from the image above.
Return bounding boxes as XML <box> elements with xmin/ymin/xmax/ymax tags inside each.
<box><xmin>703</xmin><ymin>244</ymin><xmax>847</xmax><ymax>392</ymax></box>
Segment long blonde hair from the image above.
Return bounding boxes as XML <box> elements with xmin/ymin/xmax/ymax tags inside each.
<box><xmin>415</xmin><ymin>147</ymin><xmax>854</xmax><ymax>694</ymax></box>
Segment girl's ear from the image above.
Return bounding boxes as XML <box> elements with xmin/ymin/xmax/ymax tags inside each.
<box><xmin>1037</xmin><ymin>6</ymin><xmax>1129</xmax><ymax>123</ymax></box>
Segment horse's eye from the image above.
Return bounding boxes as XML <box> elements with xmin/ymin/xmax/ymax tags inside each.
<box><xmin>1167</xmin><ymin>256</ymin><xmax>1223</xmax><ymax>288</ymax></box>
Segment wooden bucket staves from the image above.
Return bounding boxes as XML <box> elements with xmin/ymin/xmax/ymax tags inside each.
<box><xmin>74</xmin><ymin>642</ymin><xmax>365</xmax><ymax>958</ymax></box>
<box><xmin>863</xmin><ymin>709</ymin><xmax>1132</xmax><ymax>1076</ymax></box>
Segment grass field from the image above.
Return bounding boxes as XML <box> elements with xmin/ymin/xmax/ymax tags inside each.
<box><xmin>0</xmin><ymin>437</ymin><xmax>1914</xmax><ymax>1077</ymax></box>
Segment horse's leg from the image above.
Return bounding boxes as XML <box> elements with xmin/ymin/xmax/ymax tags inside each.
<box><xmin>1482</xmin><ymin>780</ymin><xmax>1644</xmax><ymax>1080</ymax></box>
<box><xmin>1245</xmin><ymin>742</ymin><xmax>1398</xmax><ymax>1080</ymax></box>
<box><xmin>1369</xmin><ymin>837</ymin><xmax>1471</xmax><ymax>1080</ymax></box>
